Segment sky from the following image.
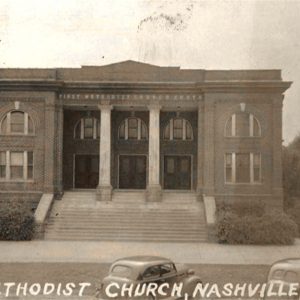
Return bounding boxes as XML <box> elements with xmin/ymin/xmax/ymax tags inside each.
<box><xmin>0</xmin><ymin>0</ymin><xmax>299</xmax><ymax>144</ymax></box>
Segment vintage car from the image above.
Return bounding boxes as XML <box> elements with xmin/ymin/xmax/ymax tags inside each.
<box><xmin>96</xmin><ymin>256</ymin><xmax>202</xmax><ymax>300</ymax></box>
<box><xmin>265</xmin><ymin>258</ymin><xmax>300</xmax><ymax>299</ymax></box>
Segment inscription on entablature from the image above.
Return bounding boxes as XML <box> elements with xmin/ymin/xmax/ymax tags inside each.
<box><xmin>59</xmin><ymin>93</ymin><xmax>202</xmax><ymax>101</ymax></box>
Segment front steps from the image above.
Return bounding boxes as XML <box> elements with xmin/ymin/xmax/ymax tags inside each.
<box><xmin>44</xmin><ymin>191</ymin><xmax>207</xmax><ymax>242</ymax></box>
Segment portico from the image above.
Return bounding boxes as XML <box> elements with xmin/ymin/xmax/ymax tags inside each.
<box><xmin>62</xmin><ymin>97</ymin><xmax>200</xmax><ymax>202</ymax></box>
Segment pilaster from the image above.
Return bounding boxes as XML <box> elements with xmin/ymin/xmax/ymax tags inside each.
<box><xmin>203</xmin><ymin>95</ymin><xmax>215</xmax><ymax>196</ymax></box>
<box><xmin>147</xmin><ymin>104</ymin><xmax>162</xmax><ymax>202</ymax></box>
<box><xmin>97</xmin><ymin>104</ymin><xmax>113</xmax><ymax>201</ymax></box>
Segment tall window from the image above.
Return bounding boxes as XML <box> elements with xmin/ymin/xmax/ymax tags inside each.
<box><xmin>119</xmin><ymin>117</ymin><xmax>147</xmax><ymax>140</ymax></box>
<box><xmin>0</xmin><ymin>111</ymin><xmax>34</xmax><ymax>135</ymax></box>
<box><xmin>225</xmin><ymin>153</ymin><xmax>261</xmax><ymax>184</ymax></box>
<box><xmin>0</xmin><ymin>151</ymin><xmax>33</xmax><ymax>181</ymax></box>
<box><xmin>225</xmin><ymin>113</ymin><xmax>261</xmax><ymax>137</ymax></box>
<box><xmin>164</xmin><ymin>118</ymin><xmax>193</xmax><ymax>141</ymax></box>
<box><xmin>74</xmin><ymin>117</ymin><xmax>100</xmax><ymax>139</ymax></box>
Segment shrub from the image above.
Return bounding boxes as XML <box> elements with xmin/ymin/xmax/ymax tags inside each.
<box><xmin>217</xmin><ymin>208</ymin><xmax>298</xmax><ymax>245</ymax></box>
<box><xmin>286</xmin><ymin>204</ymin><xmax>300</xmax><ymax>236</ymax></box>
<box><xmin>217</xmin><ymin>200</ymin><xmax>265</xmax><ymax>217</ymax></box>
<box><xmin>0</xmin><ymin>201</ymin><xmax>36</xmax><ymax>241</ymax></box>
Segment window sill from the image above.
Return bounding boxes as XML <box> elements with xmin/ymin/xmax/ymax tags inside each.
<box><xmin>0</xmin><ymin>179</ymin><xmax>35</xmax><ymax>183</ymax></box>
<box><xmin>224</xmin><ymin>136</ymin><xmax>262</xmax><ymax>139</ymax></box>
<box><xmin>225</xmin><ymin>182</ymin><xmax>262</xmax><ymax>185</ymax></box>
<box><xmin>0</xmin><ymin>134</ymin><xmax>36</xmax><ymax>137</ymax></box>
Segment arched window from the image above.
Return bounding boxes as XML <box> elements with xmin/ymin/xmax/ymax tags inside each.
<box><xmin>119</xmin><ymin>117</ymin><xmax>147</xmax><ymax>140</ymax></box>
<box><xmin>164</xmin><ymin>118</ymin><xmax>193</xmax><ymax>141</ymax></box>
<box><xmin>225</xmin><ymin>112</ymin><xmax>261</xmax><ymax>137</ymax></box>
<box><xmin>0</xmin><ymin>111</ymin><xmax>34</xmax><ymax>135</ymax></box>
<box><xmin>74</xmin><ymin>117</ymin><xmax>100</xmax><ymax>139</ymax></box>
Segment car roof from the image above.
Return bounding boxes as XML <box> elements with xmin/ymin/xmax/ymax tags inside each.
<box><xmin>270</xmin><ymin>258</ymin><xmax>300</xmax><ymax>271</ymax></box>
<box><xmin>113</xmin><ymin>256</ymin><xmax>172</xmax><ymax>268</ymax></box>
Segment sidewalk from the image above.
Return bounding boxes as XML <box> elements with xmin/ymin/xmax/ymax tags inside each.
<box><xmin>0</xmin><ymin>239</ymin><xmax>300</xmax><ymax>265</ymax></box>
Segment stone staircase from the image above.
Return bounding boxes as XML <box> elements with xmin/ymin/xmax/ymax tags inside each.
<box><xmin>44</xmin><ymin>191</ymin><xmax>207</xmax><ymax>242</ymax></box>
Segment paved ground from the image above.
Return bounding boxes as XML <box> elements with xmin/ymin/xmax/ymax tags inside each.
<box><xmin>0</xmin><ymin>239</ymin><xmax>299</xmax><ymax>265</ymax></box>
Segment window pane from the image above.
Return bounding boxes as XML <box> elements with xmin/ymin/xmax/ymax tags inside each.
<box><xmin>27</xmin><ymin>166</ymin><xmax>33</xmax><ymax>179</ymax></box>
<box><xmin>186</xmin><ymin>123</ymin><xmax>193</xmax><ymax>140</ymax></box>
<box><xmin>254</xmin><ymin>168</ymin><xmax>260</xmax><ymax>182</ymax></box>
<box><xmin>10</xmin><ymin>152</ymin><xmax>23</xmax><ymax>166</ymax></box>
<box><xmin>226</xmin><ymin>116</ymin><xmax>233</xmax><ymax>136</ymax></box>
<box><xmin>75</xmin><ymin>121</ymin><xmax>81</xmax><ymax>138</ymax></box>
<box><xmin>11</xmin><ymin>166</ymin><xmax>23</xmax><ymax>179</ymax></box>
<box><xmin>1</xmin><ymin>116</ymin><xmax>7</xmax><ymax>134</ymax></box>
<box><xmin>11</xmin><ymin>112</ymin><xmax>25</xmax><ymax>133</ymax></box>
<box><xmin>84</xmin><ymin>128</ymin><xmax>93</xmax><ymax>138</ymax></box>
<box><xmin>236</xmin><ymin>153</ymin><xmax>250</xmax><ymax>183</ymax></box>
<box><xmin>128</xmin><ymin>118</ymin><xmax>138</xmax><ymax>128</ymax></box>
<box><xmin>28</xmin><ymin>117</ymin><xmax>34</xmax><ymax>134</ymax></box>
<box><xmin>164</xmin><ymin>124</ymin><xmax>170</xmax><ymax>140</ymax></box>
<box><xmin>128</xmin><ymin>128</ymin><xmax>138</xmax><ymax>139</ymax></box>
<box><xmin>225</xmin><ymin>154</ymin><xmax>232</xmax><ymax>166</ymax></box>
<box><xmin>0</xmin><ymin>152</ymin><xmax>6</xmax><ymax>165</ymax></box>
<box><xmin>84</xmin><ymin>118</ymin><xmax>93</xmax><ymax>128</ymax></box>
<box><xmin>119</xmin><ymin>122</ymin><xmax>125</xmax><ymax>139</ymax></box>
<box><xmin>28</xmin><ymin>152</ymin><xmax>33</xmax><ymax>165</ymax></box>
<box><xmin>11</xmin><ymin>124</ymin><xmax>24</xmax><ymax>133</ymax></box>
<box><xmin>236</xmin><ymin>113</ymin><xmax>249</xmax><ymax>136</ymax></box>
<box><xmin>254</xmin><ymin>153</ymin><xmax>260</xmax><ymax>166</ymax></box>
<box><xmin>0</xmin><ymin>166</ymin><xmax>5</xmax><ymax>178</ymax></box>
<box><xmin>253</xmin><ymin>117</ymin><xmax>260</xmax><ymax>136</ymax></box>
<box><xmin>141</xmin><ymin>123</ymin><xmax>147</xmax><ymax>139</ymax></box>
<box><xmin>173</xmin><ymin>119</ymin><xmax>183</xmax><ymax>129</ymax></box>
<box><xmin>226</xmin><ymin>167</ymin><xmax>232</xmax><ymax>182</ymax></box>
<box><xmin>173</xmin><ymin>128</ymin><xmax>182</xmax><ymax>140</ymax></box>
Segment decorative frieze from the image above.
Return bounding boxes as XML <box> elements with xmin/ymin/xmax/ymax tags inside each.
<box><xmin>59</xmin><ymin>93</ymin><xmax>202</xmax><ymax>101</ymax></box>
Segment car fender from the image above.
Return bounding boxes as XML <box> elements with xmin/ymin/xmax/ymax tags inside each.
<box><xmin>181</xmin><ymin>275</ymin><xmax>202</xmax><ymax>294</ymax></box>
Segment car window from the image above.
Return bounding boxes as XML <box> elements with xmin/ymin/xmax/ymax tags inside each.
<box><xmin>143</xmin><ymin>265</ymin><xmax>161</xmax><ymax>279</ymax></box>
<box><xmin>271</xmin><ymin>269</ymin><xmax>284</xmax><ymax>279</ymax></box>
<box><xmin>111</xmin><ymin>265</ymin><xmax>132</xmax><ymax>278</ymax></box>
<box><xmin>284</xmin><ymin>271</ymin><xmax>298</xmax><ymax>283</ymax></box>
<box><xmin>160</xmin><ymin>263</ymin><xmax>176</xmax><ymax>276</ymax></box>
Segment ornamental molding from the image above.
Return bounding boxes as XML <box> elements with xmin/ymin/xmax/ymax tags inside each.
<box><xmin>59</xmin><ymin>93</ymin><xmax>202</xmax><ymax>101</ymax></box>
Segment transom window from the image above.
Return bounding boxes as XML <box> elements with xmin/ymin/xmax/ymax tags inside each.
<box><xmin>0</xmin><ymin>111</ymin><xmax>34</xmax><ymax>135</ymax></box>
<box><xmin>74</xmin><ymin>117</ymin><xmax>100</xmax><ymax>139</ymax></box>
<box><xmin>225</xmin><ymin>153</ymin><xmax>261</xmax><ymax>184</ymax></box>
<box><xmin>164</xmin><ymin>118</ymin><xmax>193</xmax><ymax>141</ymax></box>
<box><xmin>0</xmin><ymin>151</ymin><xmax>33</xmax><ymax>181</ymax></box>
<box><xmin>119</xmin><ymin>117</ymin><xmax>147</xmax><ymax>140</ymax></box>
<box><xmin>225</xmin><ymin>113</ymin><xmax>261</xmax><ymax>137</ymax></box>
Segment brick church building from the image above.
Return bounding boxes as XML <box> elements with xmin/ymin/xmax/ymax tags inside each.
<box><xmin>0</xmin><ymin>61</ymin><xmax>292</xmax><ymax>241</ymax></box>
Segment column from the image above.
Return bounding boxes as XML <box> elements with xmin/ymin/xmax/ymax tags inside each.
<box><xmin>203</xmin><ymin>95</ymin><xmax>215</xmax><ymax>196</ymax></box>
<box><xmin>55</xmin><ymin>103</ymin><xmax>64</xmax><ymax>198</ymax></box>
<box><xmin>97</xmin><ymin>104</ymin><xmax>113</xmax><ymax>201</ymax></box>
<box><xmin>44</xmin><ymin>94</ymin><xmax>56</xmax><ymax>193</ymax></box>
<box><xmin>147</xmin><ymin>104</ymin><xmax>162</xmax><ymax>202</ymax></box>
<box><xmin>272</xmin><ymin>96</ymin><xmax>284</xmax><ymax>205</ymax></box>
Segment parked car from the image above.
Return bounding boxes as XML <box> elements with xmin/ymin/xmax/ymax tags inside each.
<box><xmin>96</xmin><ymin>256</ymin><xmax>202</xmax><ymax>300</ymax></box>
<box><xmin>266</xmin><ymin>258</ymin><xmax>300</xmax><ymax>299</ymax></box>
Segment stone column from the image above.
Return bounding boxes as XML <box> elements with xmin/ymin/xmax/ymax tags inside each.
<box><xmin>147</xmin><ymin>104</ymin><xmax>162</xmax><ymax>202</ymax></box>
<box><xmin>272</xmin><ymin>96</ymin><xmax>284</xmax><ymax>205</ymax></box>
<box><xmin>97</xmin><ymin>104</ymin><xmax>113</xmax><ymax>201</ymax></box>
<box><xmin>203</xmin><ymin>95</ymin><xmax>215</xmax><ymax>196</ymax></box>
<box><xmin>55</xmin><ymin>102</ymin><xmax>64</xmax><ymax>198</ymax></box>
<box><xmin>44</xmin><ymin>93</ymin><xmax>56</xmax><ymax>193</ymax></box>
